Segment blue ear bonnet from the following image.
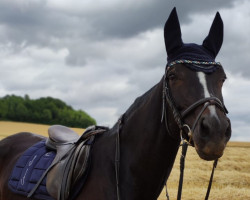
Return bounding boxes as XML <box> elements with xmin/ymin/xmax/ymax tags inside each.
<box><xmin>167</xmin><ymin>43</ymin><xmax>221</xmax><ymax>73</ymax></box>
<box><xmin>167</xmin><ymin>43</ymin><xmax>215</xmax><ymax>63</ymax></box>
<box><xmin>164</xmin><ymin>8</ymin><xmax>223</xmax><ymax>73</ymax></box>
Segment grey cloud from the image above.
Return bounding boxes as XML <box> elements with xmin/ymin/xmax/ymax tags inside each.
<box><xmin>0</xmin><ymin>0</ymin><xmax>249</xmax><ymax>141</ymax></box>
<box><xmin>0</xmin><ymin>0</ymin><xmax>237</xmax><ymax>44</ymax></box>
<box><xmin>79</xmin><ymin>0</ymin><xmax>237</xmax><ymax>39</ymax></box>
<box><xmin>0</xmin><ymin>0</ymin><xmax>240</xmax><ymax>69</ymax></box>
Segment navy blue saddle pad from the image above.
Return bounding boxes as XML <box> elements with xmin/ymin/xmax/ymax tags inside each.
<box><xmin>8</xmin><ymin>140</ymin><xmax>56</xmax><ymax>200</ymax></box>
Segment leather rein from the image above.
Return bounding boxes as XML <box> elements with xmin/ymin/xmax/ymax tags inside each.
<box><xmin>162</xmin><ymin>66</ymin><xmax>228</xmax><ymax>200</ymax></box>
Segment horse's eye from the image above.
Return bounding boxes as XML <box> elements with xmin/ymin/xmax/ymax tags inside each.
<box><xmin>168</xmin><ymin>73</ymin><xmax>177</xmax><ymax>81</ymax></box>
<box><xmin>221</xmin><ymin>76</ymin><xmax>227</xmax><ymax>84</ymax></box>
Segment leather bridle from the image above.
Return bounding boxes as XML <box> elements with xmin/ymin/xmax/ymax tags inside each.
<box><xmin>162</xmin><ymin>65</ymin><xmax>228</xmax><ymax>200</ymax></box>
<box><xmin>162</xmin><ymin>66</ymin><xmax>228</xmax><ymax>142</ymax></box>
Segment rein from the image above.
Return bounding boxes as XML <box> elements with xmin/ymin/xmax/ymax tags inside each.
<box><xmin>115</xmin><ymin>115</ymin><xmax>124</xmax><ymax>200</ymax></box>
<box><xmin>162</xmin><ymin>65</ymin><xmax>228</xmax><ymax>200</ymax></box>
<box><xmin>174</xmin><ymin>139</ymin><xmax>218</xmax><ymax>200</ymax></box>
<box><xmin>115</xmin><ymin>117</ymin><xmax>122</xmax><ymax>200</ymax></box>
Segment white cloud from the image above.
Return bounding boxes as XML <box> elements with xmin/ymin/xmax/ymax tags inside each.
<box><xmin>223</xmin><ymin>72</ymin><xmax>250</xmax><ymax>141</ymax></box>
<box><xmin>230</xmin><ymin>120</ymin><xmax>250</xmax><ymax>141</ymax></box>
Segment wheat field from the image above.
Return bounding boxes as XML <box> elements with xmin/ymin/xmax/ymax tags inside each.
<box><xmin>0</xmin><ymin>121</ymin><xmax>250</xmax><ymax>200</ymax></box>
<box><xmin>158</xmin><ymin>143</ymin><xmax>250</xmax><ymax>200</ymax></box>
<box><xmin>0</xmin><ymin>121</ymin><xmax>85</xmax><ymax>139</ymax></box>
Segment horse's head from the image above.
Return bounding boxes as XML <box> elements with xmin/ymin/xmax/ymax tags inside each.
<box><xmin>164</xmin><ymin>8</ymin><xmax>231</xmax><ymax>161</ymax></box>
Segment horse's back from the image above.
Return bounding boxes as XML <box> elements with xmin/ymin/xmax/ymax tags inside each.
<box><xmin>0</xmin><ymin>132</ymin><xmax>44</xmax><ymax>200</ymax></box>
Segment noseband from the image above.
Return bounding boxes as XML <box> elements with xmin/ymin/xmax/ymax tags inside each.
<box><xmin>162</xmin><ymin>64</ymin><xmax>228</xmax><ymax>200</ymax></box>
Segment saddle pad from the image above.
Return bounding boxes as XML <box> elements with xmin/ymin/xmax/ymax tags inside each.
<box><xmin>8</xmin><ymin>140</ymin><xmax>56</xmax><ymax>200</ymax></box>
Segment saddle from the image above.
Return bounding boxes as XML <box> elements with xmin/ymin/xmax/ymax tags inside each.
<box><xmin>28</xmin><ymin>125</ymin><xmax>108</xmax><ymax>200</ymax></box>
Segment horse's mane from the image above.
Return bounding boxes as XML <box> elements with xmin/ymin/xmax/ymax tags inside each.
<box><xmin>123</xmin><ymin>80</ymin><xmax>161</xmax><ymax>122</ymax></box>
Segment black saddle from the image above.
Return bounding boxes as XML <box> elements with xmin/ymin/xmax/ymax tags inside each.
<box><xmin>28</xmin><ymin>125</ymin><xmax>108</xmax><ymax>200</ymax></box>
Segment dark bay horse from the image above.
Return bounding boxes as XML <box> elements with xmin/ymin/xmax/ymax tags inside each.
<box><xmin>0</xmin><ymin>8</ymin><xmax>231</xmax><ymax>200</ymax></box>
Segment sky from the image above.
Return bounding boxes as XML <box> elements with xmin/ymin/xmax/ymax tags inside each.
<box><xmin>0</xmin><ymin>0</ymin><xmax>249</xmax><ymax>141</ymax></box>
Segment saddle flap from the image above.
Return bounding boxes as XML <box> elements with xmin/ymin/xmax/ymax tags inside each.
<box><xmin>46</xmin><ymin>145</ymin><xmax>76</xmax><ymax>199</ymax></box>
<box><xmin>46</xmin><ymin>136</ymin><xmax>94</xmax><ymax>200</ymax></box>
<box><xmin>44</xmin><ymin>126</ymin><xmax>108</xmax><ymax>200</ymax></box>
<box><xmin>72</xmin><ymin>140</ymin><xmax>92</xmax><ymax>185</ymax></box>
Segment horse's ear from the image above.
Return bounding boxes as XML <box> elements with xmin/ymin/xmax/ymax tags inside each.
<box><xmin>202</xmin><ymin>12</ymin><xmax>223</xmax><ymax>58</ymax></box>
<box><xmin>164</xmin><ymin>7</ymin><xmax>183</xmax><ymax>56</ymax></box>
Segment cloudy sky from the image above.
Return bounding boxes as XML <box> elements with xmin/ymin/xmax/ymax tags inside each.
<box><xmin>0</xmin><ymin>0</ymin><xmax>249</xmax><ymax>141</ymax></box>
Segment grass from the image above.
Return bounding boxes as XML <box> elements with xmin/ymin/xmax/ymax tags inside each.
<box><xmin>0</xmin><ymin>121</ymin><xmax>249</xmax><ymax>199</ymax></box>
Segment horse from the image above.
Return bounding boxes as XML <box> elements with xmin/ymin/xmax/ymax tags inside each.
<box><xmin>0</xmin><ymin>8</ymin><xmax>231</xmax><ymax>200</ymax></box>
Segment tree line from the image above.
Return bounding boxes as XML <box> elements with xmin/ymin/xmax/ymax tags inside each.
<box><xmin>0</xmin><ymin>95</ymin><xmax>96</xmax><ymax>128</ymax></box>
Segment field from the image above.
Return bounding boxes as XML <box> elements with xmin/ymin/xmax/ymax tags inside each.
<box><xmin>0</xmin><ymin>121</ymin><xmax>85</xmax><ymax>139</ymax></box>
<box><xmin>1</xmin><ymin>121</ymin><xmax>250</xmax><ymax>200</ymax></box>
<box><xmin>158</xmin><ymin>143</ymin><xmax>250</xmax><ymax>200</ymax></box>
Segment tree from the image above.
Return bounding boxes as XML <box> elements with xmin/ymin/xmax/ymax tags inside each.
<box><xmin>15</xmin><ymin>103</ymin><xmax>28</xmax><ymax>121</ymax></box>
<box><xmin>0</xmin><ymin>95</ymin><xmax>96</xmax><ymax>128</ymax></box>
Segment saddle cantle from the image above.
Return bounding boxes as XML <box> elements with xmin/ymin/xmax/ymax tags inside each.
<box><xmin>46</xmin><ymin>125</ymin><xmax>80</xmax><ymax>149</ymax></box>
<box><xmin>28</xmin><ymin>125</ymin><xmax>108</xmax><ymax>200</ymax></box>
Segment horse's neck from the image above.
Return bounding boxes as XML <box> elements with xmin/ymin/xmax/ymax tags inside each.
<box><xmin>119</xmin><ymin>78</ymin><xmax>180</xmax><ymax>199</ymax></box>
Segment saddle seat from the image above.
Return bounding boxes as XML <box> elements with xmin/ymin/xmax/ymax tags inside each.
<box><xmin>29</xmin><ymin>125</ymin><xmax>108</xmax><ymax>200</ymax></box>
<box><xmin>45</xmin><ymin>125</ymin><xmax>80</xmax><ymax>150</ymax></box>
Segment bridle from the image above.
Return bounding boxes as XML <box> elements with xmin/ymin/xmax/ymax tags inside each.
<box><xmin>162</xmin><ymin>62</ymin><xmax>228</xmax><ymax>200</ymax></box>
<box><xmin>162</xmin><ymin>63</ymin><xmax>228</xmax><ymax>140</ymax></box>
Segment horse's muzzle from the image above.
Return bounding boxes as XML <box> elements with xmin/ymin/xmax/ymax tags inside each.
<box><xmin>193</xmin><ymin>113</ymin><xmax>231</xmax><ymax>161</ymax></box>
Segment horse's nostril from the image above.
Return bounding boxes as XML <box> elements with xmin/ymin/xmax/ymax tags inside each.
<box><xmin>200</xmin><ymin>118</ymin><xmax>210</xmax><ymax>138</ymax></box>
<box><xmin>198</xmin><ymin>116</ymin><xmax>231</xmax><ymax>142</ymax></box>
